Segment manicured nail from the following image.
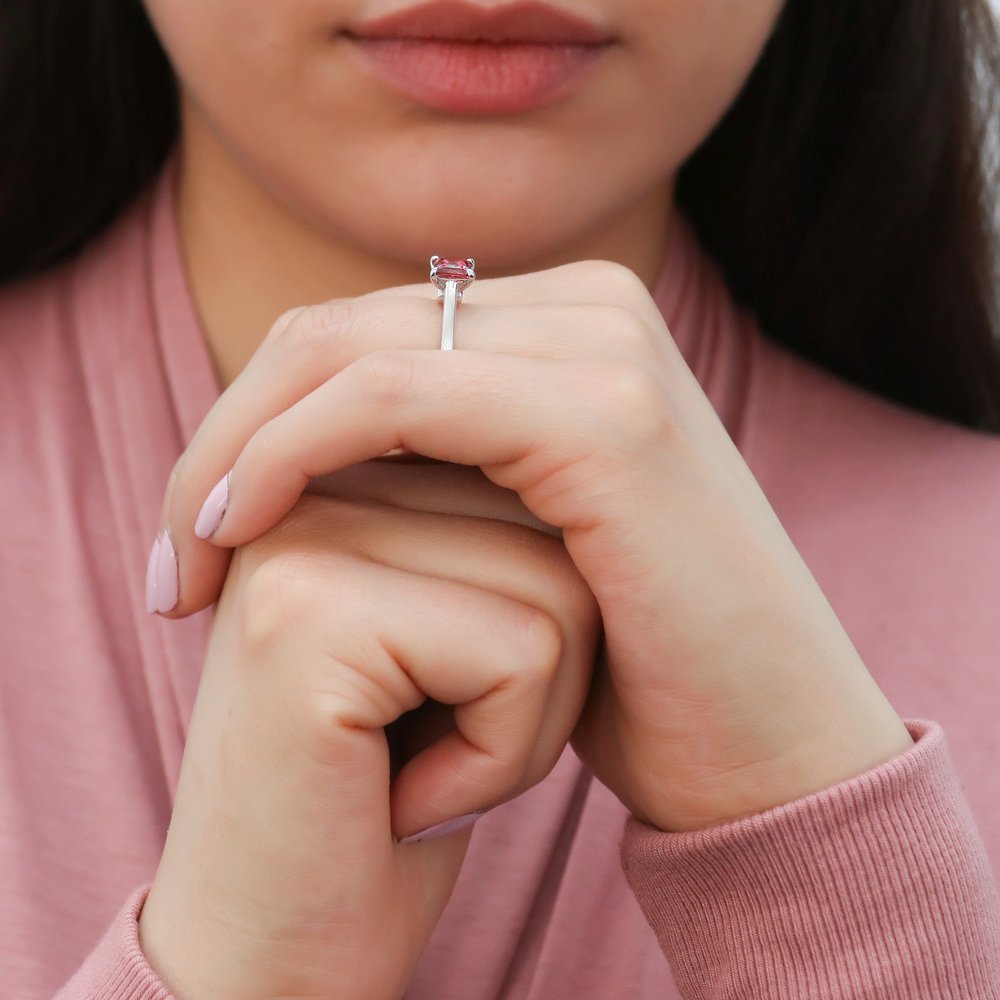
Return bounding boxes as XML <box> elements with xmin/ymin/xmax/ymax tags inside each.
<box><xmin>397</xmin><ymin>811</ymin><xmax>485</xmax><ymax>845</ymax></box>
<box><xmin>154</xmin><ymin>527</ymin><xmax>179</xmax><ymax>614</ymax></box>
<box><xmin>145</xmin><ymin>533</ymin><xmax>163</xmax><ymax>614</ymax></box>
<box><xmin>195</xmin><ymin>471</ymin><xmax>230</xmax><ymax>540</ymax></box>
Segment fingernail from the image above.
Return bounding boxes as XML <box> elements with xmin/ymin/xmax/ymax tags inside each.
<box><xmin>154</xmin><ymin>527</ymin><xmax>179</xmax><ymax>614</ymax></box>
<box><xmin>195</xmin><ymin>471</ymin><xmax>230</xmax><ymax>540</ymax></box>
<box><xmin>397</xmin><ymin>811</ymin><xmax>485</xmax><ymax>845</ymax></box>
<box><xmin>145</xmin><ymin>533</ymin><xmax>163</xmax><ymax>614</ymax></box>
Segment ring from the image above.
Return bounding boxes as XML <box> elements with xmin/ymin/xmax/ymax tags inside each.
<box><xmin>370</xmin><ymin>256</ymin><xmax>477</xmax><ymax>462</ymax></box>
<box><xmin>429</xmin><ymin>256</ymin><xmax>476</xmax><ymax>350</ymax></box>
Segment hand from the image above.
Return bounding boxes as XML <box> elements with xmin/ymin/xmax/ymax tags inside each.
<box><xmin>154</xmin><ymin>259</ymin><xmax>912</xmax><ymax>833</ymax></box>
<box><xmin>139</xmin><ymin>492</ymin><xmax>600</xmax><ymax>1000</ymax></box>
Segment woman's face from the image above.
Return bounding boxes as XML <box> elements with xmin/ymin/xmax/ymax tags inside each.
<box><xmin>143</xmin><ymin>0</ymin><xmax>784</xmax><ymax>270</ymax></box>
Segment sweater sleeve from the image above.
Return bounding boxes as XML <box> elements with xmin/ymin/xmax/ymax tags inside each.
<box><xmin>53</xmin><ymin>884</ymin><xmax>175</xmax><ymax>1000</ymax></box>
<box><xmin>619</xmin><ymin>718</ymin><xmax>1000</xmax><ymax>999</ymax></box>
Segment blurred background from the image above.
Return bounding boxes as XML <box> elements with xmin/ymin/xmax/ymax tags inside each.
<box><xmin>986</xmin><ymin>1</ymin><xmax>1000</xmax><ymax>295</ymax></box>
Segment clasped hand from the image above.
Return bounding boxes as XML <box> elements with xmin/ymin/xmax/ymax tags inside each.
<box><xmin>156</xmin><ymin>258</ymin><xmax>912</xmax><ymax>837</ymax></box>
<box><xmin>139</xmin><ymin>259</ymin><xmax>915</xmax><ymax>998</ymax></box>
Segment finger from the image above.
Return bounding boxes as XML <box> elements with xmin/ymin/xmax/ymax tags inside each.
<box><xmin>206</xmin><ymin>349</ymin><xmax>654</xmax><ymax>550</ymax></box>
<box><xmin>316</xmin><ymin>497</ymin><xmax>589</xmax><ymax>625</ymax></box>
<box><xmin>156</xmin><ymin>298</ymin><xmax>428</xmax><ymax>616</ymax></box>
<box><xmin>307</xmin><ymin>461</ymin><xmax>561</xmax><ymax>537</ymax></box>
<box><xmin>360</xmin><ymin>257</ymin><xmax>666</xmax><ymax>329</ymax></box>
<box><xmin>379</xmin><ymin>574</ymin><xmax>564</xmax><ymax>842</ymax></box>
<box><xmin>266</xmin><ymin>547</ymin><xmax>567</xmax><ymax>840</ymax></box>
<box><xmin>311</xmin><ymin>498</ymin><xmax>601</xmax><ymax>777</ymax></box>
<box><xmin>158</xmin><ymin>299</ymin><xmax>645</xmax><ymax>617</ymax></box>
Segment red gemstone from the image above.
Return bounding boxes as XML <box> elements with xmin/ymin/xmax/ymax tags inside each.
<box><xmin>431</xmin><ymin>257</ymin><xmax>475</xmax><ymax>280</ymax></box>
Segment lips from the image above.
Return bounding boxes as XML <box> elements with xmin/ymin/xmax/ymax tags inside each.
<box><xmin>343</xmin><ymin>0</ymin><xmax>616</xmax><ymax>46</ymax></box>
<box><xmin>341</xmin><ymin>1</ymin><xmax>616</xmax><ymax>114</ymax></box>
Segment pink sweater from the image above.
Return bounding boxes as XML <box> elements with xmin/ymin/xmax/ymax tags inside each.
<box><xmin>2</xmin><ymin>156</ymin><xmax>999</xmax><ymax>999</ymax></box>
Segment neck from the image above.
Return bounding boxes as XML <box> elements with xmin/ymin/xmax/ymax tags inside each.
<box><xmin>175</xmin><ymin>117</ymin><xmax>677</xmax><ymax>390</ymax></box>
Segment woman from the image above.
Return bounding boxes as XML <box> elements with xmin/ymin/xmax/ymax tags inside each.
<box><xmin>2</xmin><ymin>0</ymin><xmax>999</xmax><ymax>997</ymax></box>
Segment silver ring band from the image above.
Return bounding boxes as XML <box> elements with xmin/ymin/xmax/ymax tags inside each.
<box><xmin>429</xmin><ymin>256</ymin><xmax>476</xmax><ymax>350</ymax></box>
<box><xmin>440</xmin><ymin>280</ymin><xmax>458</xmax><ymax>351</ymax></box>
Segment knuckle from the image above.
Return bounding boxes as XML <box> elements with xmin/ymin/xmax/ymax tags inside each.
<box><xmin>262</xmin><ymin>305</ymin><xmax>309</xmax><ymax>346</ymax></box>
<box><xmin>298</xmin><ymin>660</ymin><xmax>408</xmax><ymax>761</ymax></box>
<box><xmin>515</xmin><ymin>605</ymin><xmax>563</xmax><ymax>683</ymax></box>
<box><xmin>274</xmin><ymin>299</ymin><xmax>360</xmax><ymax>357</ymax></box>
<box><xmin>240</xmin><ymin>418</ymin><xmax>284</xmax><ymax>471</ymax></box>
<box><xmin>354</xmin><ymin>350</ymin><xmax>419</xmax><ymax>406</ymax></box>
<box><xmin>588</xmin><ymin>303</ymin><xmax>652</xmax><ymax>355</ymax></box>
<box><xmin>571</xmin><ymin>259</ymin><xmax>648</xmax><ymax>300</ymax></box>
<box><xmin>589</xmin><ymin>360</ymin><xmax>671</xmax><ymax>443</ymax></box>
<box><xmin>235</xmin><ymin>552</ymin><xmax>321</xmax><ymax>653</ymax></box>
<box><xmin>471</xmin><ymin>729</ymin><xmax>533</xmax><ymax>795</ymax></box>
<box><xmin>294</xmin><ymin>694</ymin><xmax>356</xmax><ymax>768</ymax></box>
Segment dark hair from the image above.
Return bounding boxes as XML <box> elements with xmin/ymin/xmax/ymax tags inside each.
<box><xmin>0</xmin><ymin>0</ymin><xmax>177</xmax><ymax>284</ymax></box>
<box><xmin>2</xmin><ymin>1</ymin><xmax>999</xmax><ymax>432</ymax></box>
<box><xmin>676</xmin><ymin>3</ymin><xmax>1000</xmax><ymax>432</ymax></box>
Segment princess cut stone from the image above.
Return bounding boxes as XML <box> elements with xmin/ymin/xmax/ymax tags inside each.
<box><xmin>430</xmin><ymin>256</ymin><xmax>476</xmax><ymax>291</ymax></box>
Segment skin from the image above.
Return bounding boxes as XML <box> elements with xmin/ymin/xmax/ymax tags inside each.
<box><xmin>142</xmin><ymin>0</ymin><xmax>787</xmax><ymax>388</ymax></box>
<box><xmin>136</xmin><ymin>2</ymin><xmax>915</xmax><ymax>995</ymax></box>
<box><xmin>139</xmin><ymin>495</ymin><xmax>604</xmax><ymax>999</ymax></box>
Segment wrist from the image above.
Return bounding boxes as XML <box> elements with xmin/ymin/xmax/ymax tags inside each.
<box><xmin>633</xmin><ymin>700</ymin><xmax>914</xmax><ymax>834</ymax></box>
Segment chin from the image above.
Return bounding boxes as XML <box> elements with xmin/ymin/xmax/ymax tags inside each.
<box><xmin>313</xmin><ymin>184</ymin><xmax>594</xmax><ymax>271</ymax></box>
<box><xmin>351</xmin><ymin>179</ymin><xmax>594</xmax><ymax>272</ymax></box>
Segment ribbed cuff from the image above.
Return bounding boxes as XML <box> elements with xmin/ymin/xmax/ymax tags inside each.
<box><xmin>54</xmin><ymin>883</ymin><xmax>175</xmax><ymax>999</ymax></box>
<box><xmin>620</xmin><ymin>719</ymin><xmax>1000</xmax><ymax>999</ymax></box>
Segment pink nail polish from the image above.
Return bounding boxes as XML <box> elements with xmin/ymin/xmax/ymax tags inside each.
<box><xmin>145</xmin><ymin>533</ymin><xmax>163</xmax><ymax>614</ymax></box>
<box><xmin>155</xmin><ymin>527</ymin><xmax>179</xmax><ymax>614</ymax></box>
<box><xmin>195</xmin><ymin>472</ymin><xmax>230</xmax><ymax>540</ymax></box>
<box><xmin>397</xmin><ymin>811</ymin><xmax>484</xmax><ymax>845</ymax></box>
